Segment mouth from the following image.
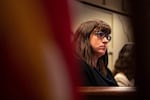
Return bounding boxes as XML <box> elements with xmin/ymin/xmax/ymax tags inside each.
<box><xmin>98</xmin><ymin>46</ymin><xmax>106</xmax><ymax>50</ymax></box>
<box><xmin>99</xmin><ymin>46</ymin><xmax>106</xmax><ymax>48</ymax></box>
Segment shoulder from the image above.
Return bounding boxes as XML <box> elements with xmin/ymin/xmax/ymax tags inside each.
<box><xmin>114</xmin><ymin>73</ymin><xmax>127</xmax><ymax>79</ymax></box>
<box><xmin>114</xmin><ymin>73</ymin><xmax>131</xmax><ymax>86</ymax></box>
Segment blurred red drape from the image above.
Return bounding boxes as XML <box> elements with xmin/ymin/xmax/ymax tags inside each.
<box><xmin>0</xmin><ymin>0</ymin><xmax>81</xmax><ymax>100</ymax></box>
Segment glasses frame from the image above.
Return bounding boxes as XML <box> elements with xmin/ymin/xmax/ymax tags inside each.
<box><xmin>94</xmin><ymin>31</ymin><xmax>111</xmax><ymax>41</ymax></box>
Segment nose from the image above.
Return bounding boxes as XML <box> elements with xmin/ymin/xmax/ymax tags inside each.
<box><xmin>102</xmin><ymin>37</ymin><xmax>109</xmax><ymax>44</ymax></box>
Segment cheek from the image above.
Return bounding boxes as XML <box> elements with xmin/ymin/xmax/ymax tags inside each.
<box><xmin>89</xmin><ymin>34</ymin><xmax>102</xmax><ymax>50</ymax></box>
<box><xmin>91</xmin><ymin>40</ymin><xmax>101</xmax><ymax>49</ymax></box>
<box><xmin>90</xmin><ymin>38</ymin><xmax>99</xmax><ymax>47</ymax></box>
<box><xmin>90</xmin><ymin>40</ymin><xmax>97</xmax><ymax>49</ymax></box>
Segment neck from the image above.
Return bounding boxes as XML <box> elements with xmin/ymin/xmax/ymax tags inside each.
<box><xmin>93</xmin><ymin>54</ymin><xmax>107</xmax><ymax>77</ymax></box>
<box><xmin>92</xmin><ymin>55</ymin><xmax>100</xmax><ymax>67</ymax></box>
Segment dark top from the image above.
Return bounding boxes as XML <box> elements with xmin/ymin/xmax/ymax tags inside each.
<box><xmin>77</xmin><ymin>58</ymin><xmax>118</xmax><ymax>86</ymax></box>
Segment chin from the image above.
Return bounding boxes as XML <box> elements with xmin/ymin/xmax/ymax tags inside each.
<box><xmin>99</xmin><ymin>51</ymin><xmax>106</xmax><ymax>56</ymax></box>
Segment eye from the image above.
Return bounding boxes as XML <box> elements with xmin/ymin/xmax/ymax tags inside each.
<box><xmin>97</xmin><ymin>31</ymin><xmax>105</xmax><ymax>37</ymax></box>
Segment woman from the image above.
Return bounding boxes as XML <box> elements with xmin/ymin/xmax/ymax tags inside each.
<box><xmin>73</xmin><ymin>19</ymin><xmax>118</xmax><ymax>86</ymax></box>
<box><xmin>113</xmin><ymin>43</ymin><xmax>135</xmax><ymax>87</ymax></box>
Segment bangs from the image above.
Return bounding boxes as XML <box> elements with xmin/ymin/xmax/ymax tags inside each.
<box><xmin>95</xmin><ymin>26</ymin><xmax>111</xmax><ymax>35</ymax></box>
<box><xmin>96</xmin><ymin>23</ymin><xmax>111</xmax><ymax>35</ymax></box>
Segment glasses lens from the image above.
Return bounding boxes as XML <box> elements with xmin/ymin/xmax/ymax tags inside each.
<box><xmin>96</xmin><ymin>31</ymin><xmax>111</xmax><ymax>41</ymax></box>
<box><xmin>107</xmin><ymin>35</ymin><xmax>111</xmax><ymax>41</ymax></box>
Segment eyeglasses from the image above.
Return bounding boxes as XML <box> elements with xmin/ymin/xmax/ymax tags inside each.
<box><xmin>95</xmin><ymin>31</ymin><xmax>111</xmax><ymax>41</ymax></box>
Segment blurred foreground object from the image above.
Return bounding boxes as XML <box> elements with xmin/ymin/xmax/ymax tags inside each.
<box><xmin>0</xmin><ymin>0</ymin><xmax>80</xmax><ymax>100</ymax></box>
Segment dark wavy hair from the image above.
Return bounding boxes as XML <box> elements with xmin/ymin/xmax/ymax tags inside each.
<box><xmin>113</xmin><ymin>43</ymin><xmax>135</xmax><ymax>80</ymax></box>
<box><xmin>73</xmin><ymin>19</ymin><xmax>111</xmax><ymax>76</ymax></box>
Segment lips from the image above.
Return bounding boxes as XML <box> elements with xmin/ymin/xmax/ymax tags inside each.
<box><xmin>98</xmin><ymin>46</ymin><xmax>106</xmax><ymax>50</ymax></box>
<box><xmin>99</xmin><ymin>46</ymin><xmax>106</xmax><ymax>48</ymax></box>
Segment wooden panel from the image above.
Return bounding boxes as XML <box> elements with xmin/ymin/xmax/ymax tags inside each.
<box><xmin>78</xmin><ymin>0</ymin><xmax>131</xmax><ymax>16</ymax></box>
<box><xmin>79</xmin><ymin>86</ymin><xmax>136</xmax><ymax>95</ymax></box>
<box><xmin>78</xmin><ymin>87</ymin><xmax>137</xmax><ymax>100</ymax></box>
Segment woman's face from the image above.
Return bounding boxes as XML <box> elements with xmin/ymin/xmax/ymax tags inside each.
<box><xmin>89</xmin><ymin>31</ymin><xmax>109</xmax><ymax>57</ymax></box>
